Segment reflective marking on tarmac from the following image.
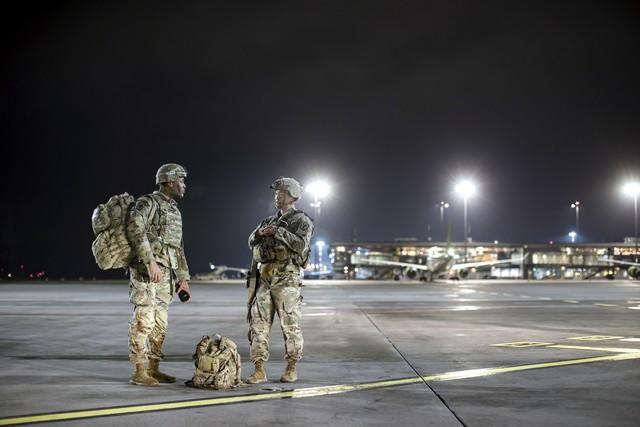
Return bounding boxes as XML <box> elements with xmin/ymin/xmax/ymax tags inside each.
<box><xmin>620</xmin><ymin>338</ymin><xmax>640</xmax><ymax>342</ymax></box>
<box><xmin>563</xmin><ymin>299</ymin><xmax>580</xmax><ymax>304</ymax></box>
<box><xmin>568</xmin><ymin>336</ymin><xmax>624</xmax><ymax>341</ymax></box>
<box><xmin>3</xmin><ymin>353</ymin><xmax>639</xmax><ymax>426</ymax></box>
<box><xmin>594</xmin><ymin>303</ymin><xmax>617</xmax><ymax>307</ymax></box>
<box><xmin>548</xmin><ymin>345</ymin><xmax>640</xmax><ymax>353</ymax></box>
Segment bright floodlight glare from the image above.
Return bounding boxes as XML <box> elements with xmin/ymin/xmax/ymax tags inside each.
<box><xmin>568</xmin><ymin>231</ymin><xmax>577</xmax><ymax>237</ymax></box>
<box><xmin>316</xmin><ymin>240</ymin><xmax>326</xmax><ymax>249</ymax></box>
<box><xmin>306</xmin><ymin>180</ymin><xmax>330</xmax><ymax>199</ymax></box>
<box><xmin>454</xmin><ymin>180</ymin><xmax>476</xmax><ymax>199</ymax></box>
<box><xmin>622</xmin><ymin>181</ymin><xmax>640</xmax><ymax>198</ymax></box>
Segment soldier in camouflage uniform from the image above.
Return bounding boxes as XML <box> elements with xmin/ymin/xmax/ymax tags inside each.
<box><xmin>126</xmin><ymin>163</ymin><xmax>191</xmax><ymax>386</ymax></box>
<box><xmin>246</xmin><ymin>177</ymin><xmax>314</xmax><ymax>384</ymax></box>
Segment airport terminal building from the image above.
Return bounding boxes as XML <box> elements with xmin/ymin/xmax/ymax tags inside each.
<box><xmin>328</xmin><ymin>238</ymin><xmax>640</xmax><ymax>280</ymax></box>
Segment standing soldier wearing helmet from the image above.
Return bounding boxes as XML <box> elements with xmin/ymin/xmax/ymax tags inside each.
<box><xmin>126</xmin><ymin>163</ymin><xmax>192</xmax><ymax>386</ymax></box>
<box><xmin>246</xmin><ymin>177</ymin><xmax>314</xmax><ymax>384</ymax></box>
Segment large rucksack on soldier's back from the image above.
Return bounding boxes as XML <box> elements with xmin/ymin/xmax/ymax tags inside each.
<box><xmin>188</xmin><ymin>334</ymin><xmax>242</xmax><ymax>390</ymax></box>
<box><xmin>91</xmin><ymin>193</ymin><xmax>157</xmax><ymax>270</ymax></box>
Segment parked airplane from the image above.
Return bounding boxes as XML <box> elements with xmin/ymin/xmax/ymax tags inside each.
<box><xmin>193</xmin><ymin>264</ymin><xmax>249</xmax><ymax>281</ymax></box>
<box><xmin>596</xmin><ymin>257</ymin><xmax>640</xmax><ymax>279</ymax></box>
<box><xmin>354</xmin><ymin>252</ymin><xmax>528</xmax><ymax>282</ymax></box>
<box><xmin>353</xmin><ymin>251</ymin><xmax>528</xmax><ymax>281</ymax></box>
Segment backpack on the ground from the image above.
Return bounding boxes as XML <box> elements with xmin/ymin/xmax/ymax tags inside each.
<box><xmin>189</xmin><ymin>334</ymin><xmax>242</xmax><ymax>390</ymax></box>
<box><xmin>91</xmin><ymin>193</ymin><xmax>156</xmax><ymax>270</ymax></box>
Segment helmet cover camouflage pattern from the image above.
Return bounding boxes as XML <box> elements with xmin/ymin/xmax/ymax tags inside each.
<box><xmin>156</xmin><ymin>163</ymin><xmax>187</xmax><ymax>185</ymax></box>
<box><xmin>270</xmin><ymin>177</ymin><xmax>302</xmax><ymax>200</ymax></box>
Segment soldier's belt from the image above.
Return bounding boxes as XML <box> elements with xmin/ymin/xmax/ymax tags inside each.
<box><xmin>259</xmin><ymin>262</ymin><xmax>299</xmax><ymax>278</ymax></box>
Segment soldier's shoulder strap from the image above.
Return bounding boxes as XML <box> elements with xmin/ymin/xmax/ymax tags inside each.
<box><xmin>264</xmin><ymin>213</ymin><xmax>279</xmax><ymax>224</ymax></box>
<box><xmin>293</xmin><ymin>209</ymin><xmax>314</xmax><ymax>222</ymax></box>
<box><xmin>138</xmin><ymin>193</ymin><xmax>160</xmax><ymax>229</ymax></box>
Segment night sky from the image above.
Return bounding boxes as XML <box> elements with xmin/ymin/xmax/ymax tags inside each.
<box><xmin>3</xmin><ymin>1</ymin><xmax>640</xmax><ymax>278</ymax></box>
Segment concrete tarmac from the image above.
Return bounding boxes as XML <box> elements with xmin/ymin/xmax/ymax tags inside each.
<box><xmin>0</xmin><ymin>279</ymin><xmax>639</xmax><ymax>426</ymax></box>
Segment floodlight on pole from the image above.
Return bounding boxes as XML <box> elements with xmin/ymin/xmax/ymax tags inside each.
<box><xmin>455</xmin><ymin>180</ymin><xmax>476</xmax><ymax>199</ymax></box>
<box><xmin>439</xmin><ymin>201</ymin><xmax>450</xmax><ymax>241</ymax></box>
<box><xmin>307</xmin><ymin>180</ymin><xmax>330</xmax><ymax>217</ymax></box>
<box><xmin>570</xmin><ymin>201</ymin><xmax>581</xmax><ymax>241</ymax></box>
<box><xmin>454</xmin><ymin>179</ymin><xmax>476</xmax><ymax>240</ymax></box>
<box><xmin>307</xmin><ymin>180</ymin><xmax>331</xmax><ymax>273</ymax></box>
<box><xmin>568</xmin><ymin>231</ymin><xmax>577</xmax><ymax>243</ymax></box>
<box><xmin>622</xmin><ymin>181</ymin><xmax>640</xmax><ymax>262</ymax></box>
<box><xmin>454</xmin><ymin>179</ymin><xmax>477</xmax><ymax>262</ymax></box>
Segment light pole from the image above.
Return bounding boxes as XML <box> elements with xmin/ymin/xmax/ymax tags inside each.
<box><xmin>307</xmin><ymin>180</ymin><xmax>331</xmax><ymax>272</ymax></box>
<box><xmin>570</xmin><ymin>201</ymin><xmax>580</xmax><ymax>242</ymax></box>
<box><xmin>439</xmin><ymin>201</ymin><xmax>449</xmax><ymax>241</ymax></box>
<box><xmin>622</xmin><ymin>182</ymin><xmax>640</xmax><ymax>263</ymax></box>
<box><xmin>568</xmin><ymin>231</ymin><xmax>577</xmax><ymax>243</ymax></box>
<box><xmin>315</xmin><ymin>240</ymin><xmax>325</xmax><ymax>273</ymax></box>
<box><xmin>455</xmin><ymin>179</ymin><xmax>476</xmax><ymax>262</ymax></box>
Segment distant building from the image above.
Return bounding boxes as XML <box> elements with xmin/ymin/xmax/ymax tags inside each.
<box><xmin>329</xmin><ymin>240</ymin><xmax>639</xmax><ymax>280</ymax></box>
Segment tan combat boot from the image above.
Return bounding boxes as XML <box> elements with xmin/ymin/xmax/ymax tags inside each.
<box><xmin>130</xmin><ymin>362</ymin><xmax>159</xmax><ymax>386</ymax></box>
<box><xmin>280</xmin><ymin>360</ymin><xmax>297</xmax><ymax>383</ymax></box>
<box><xmin>148</xmin><ymin>359</ymin><xmax>176</xmax><ymax>383</ymax></box>
<box><xmin>246</xmin><ymin>360</ymin><xmax>267</xmax><ymax>384</ymax></box>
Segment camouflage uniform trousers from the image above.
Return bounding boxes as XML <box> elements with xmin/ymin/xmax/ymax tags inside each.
<box><xmin>128</xmin><ymin>263</ymin><xmax>173</xmax><ymax>364</ymax></box>
<box><xmin>249</xmin><ymin>264</ymin><xmax>303</xmax><ymax>362</ymax></box>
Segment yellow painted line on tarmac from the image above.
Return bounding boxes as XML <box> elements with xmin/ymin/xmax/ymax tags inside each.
<box><xmin>2</xmin><ymin>353</ymin><xmax>640</xmax><ymax>426</ymax></box>
<box><xmin>548</xmin><ymin>345</ymin><xmax>640</xmax><ymax>353</ymax></box>
<box><xmin>568</xmin><ymin>335</ymin><xmax>624</xmax><ymax>341</ymax></box>
<box><xmin>421</xmin><ymin>352</ymin><xmax>640</xmax><ymax>381</ymax></box>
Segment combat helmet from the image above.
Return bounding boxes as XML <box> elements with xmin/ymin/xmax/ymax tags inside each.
<box><xmin>270</xmin><ymin>177</ymin><xmax>302</xmax><ymax>200</ymax></box>
<box><xmin>156</xmin><ymin>163</ymin><xmax>187</xmax><ymax>184</ymax></box>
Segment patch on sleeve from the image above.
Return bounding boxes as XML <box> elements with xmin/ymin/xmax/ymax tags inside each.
<box><xmin>297</xmin><ymin>218</ymin><xmax>311</xmax><ymax>234</ymax></box>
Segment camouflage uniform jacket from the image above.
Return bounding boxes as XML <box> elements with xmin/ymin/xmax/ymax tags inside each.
<box><xmin>127</xmin><ymin>191</ymin><xmax>190</xmax><ymax>281</ymax></box>
<box><xmin>248</xmin><ymin>208</ymin><xmax>314</xmax><ymax>268</ymax></box>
